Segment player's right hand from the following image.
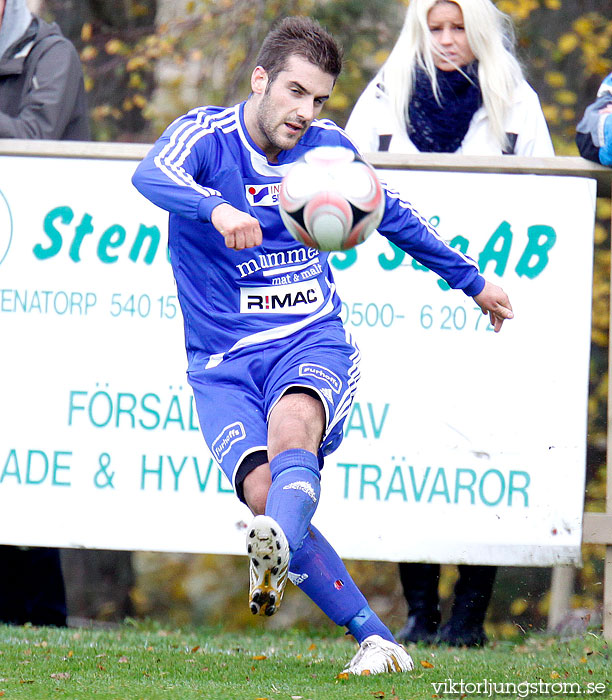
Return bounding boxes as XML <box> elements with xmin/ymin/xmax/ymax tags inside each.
<box><xmin>211</xmin><ymin>203</ymin><xmax>262</xmax><ymax>249</ymax></box>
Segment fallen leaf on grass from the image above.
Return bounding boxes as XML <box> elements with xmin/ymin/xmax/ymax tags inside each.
<box><xmin>308</xmin><ymin>643</ymin><xmax>317</xmax><ymax>651</ymax></box>
<box><xmin>118</xmin><ymin>656</ymin><xmax>129</xmax><ymax>663</ymax></box>
<box><xmin>336</xmin><ymin>672</ymin><xmax>349</xmax><ymax>680</ymax></box>
<box><xmin>252</xmin><ymin>655</ymin><xmax>267</xmax><ymax>661</ymax></box>
<box><xmin>420</xmin><ymin>660</ymin><xmax>434</xmax><ymax>669</ymax></box>
<box><xmin>50</xmin><ymin>673</ymin><xmax>70</xmax><ymax>680</ymax></box>
<box><xmin>373</xmin><ymin>692</ymin><xmax>385</xmax><ymax>698</ymax></box>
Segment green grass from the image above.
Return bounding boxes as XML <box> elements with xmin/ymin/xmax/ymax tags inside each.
<box><xmin>0</xmin><ymin>621</ymin><xmax>609</xmax><ymax>699</ymax></box>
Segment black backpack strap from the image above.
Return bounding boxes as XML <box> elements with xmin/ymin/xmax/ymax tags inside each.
<box><xmin>378</xmin><ymin>134</ymin><xmax>392</xmax><ymax>152</ymax></box>
<box><xmin>503</xmin><ymin>132</ymin><xmax>518</xmax><ymax>155</ymax></box>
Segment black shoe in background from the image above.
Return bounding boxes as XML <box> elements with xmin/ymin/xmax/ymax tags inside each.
<box><xmin>398</xmin><ymin>613</ymin><xmax>439</xmax><ymax>644</ymax></box>
<box><xmin>437</xmin><ymin>619</ymin><xmax>488</xmax><ymax>647</ymax></box>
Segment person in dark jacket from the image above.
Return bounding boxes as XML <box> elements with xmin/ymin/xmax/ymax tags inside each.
<box><xmin>576</xmin><ymin>73</ymin><xmax>612</xmax><ymax>166</ymax></box>
<box><xmin>0</xmin><ymin>0</ymin><xmax>89</xmax><ymax>627</ymax></box>
<box><xmin>0</xmin><ymin>0</ymin><xmax>89</xmax><ymax>140</ymax></box>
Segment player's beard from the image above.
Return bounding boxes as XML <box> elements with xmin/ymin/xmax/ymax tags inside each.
<box><xmin>255</xmin><ymin>94</ymin><xmax>307</xmax><ymax>156</ymax></box>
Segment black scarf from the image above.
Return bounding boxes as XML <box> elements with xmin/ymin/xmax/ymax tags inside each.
<box><xmin>408</xmin><ymin>63</ymin><xmax>482</xmax><ymax>152</ymax></box>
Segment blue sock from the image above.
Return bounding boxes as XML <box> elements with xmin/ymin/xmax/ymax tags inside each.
<box><xmin>265</xmin><ymin>449</ymin><xmax>320</xmax><ymax>552</ymax></box>
<box><xmin>289</xmin><ymin>525</ymin><xmax>395</xmax><ymax>644</ymax></box>
<box><xmin>346</xmin><ymin>604</ymin><xmax>395</xmax><ymax>645</ymax></box>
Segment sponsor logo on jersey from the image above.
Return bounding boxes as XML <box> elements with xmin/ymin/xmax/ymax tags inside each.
<box><xmin>282</xmin><ymin>480</ymin><xmax>318</xmax><ymax>503</ymax></box>
<box><xmin>245</xmin><ymin>182</ymin><xmax>282</xmax><ymax>207</ymax></box>
<box><xmin>299</xmin><ymin>363</ymin><xmax>342</xmax><ymax>394</ymax></box>
<box><xmin>235</xmin><ymin>246</ymin><xmax>320</xmax><ymax>279</ymax></box>
<box><xmin>240</xmin><ymin>279</ymin><xmax>323</xmax><ymax>314</ymax></box>
<box><xmin>0</xmin><ymin>188</ymin><xmax>13</xmax><ymax>267</ymax></box>
<box><xmin>212</xmin><ymin>421</ymin><xmax>246</xmax><ymax>462</ymax></box>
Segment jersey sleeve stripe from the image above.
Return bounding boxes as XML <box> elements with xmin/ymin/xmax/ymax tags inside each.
<box><xmin>153</xmin><ymin>108</ymin><xmax>238</xmax><ymax>199</ymax></box>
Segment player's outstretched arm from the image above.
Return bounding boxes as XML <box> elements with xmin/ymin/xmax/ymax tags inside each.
<box><xmin>473</xmin><ymin>280</ymin><xmax>514</xmax><ymax>333</ymax></box>
<box><xmin>211</xmin><ymin>203</ymin><xmax>263</xmax><ymax>250</ymax></box>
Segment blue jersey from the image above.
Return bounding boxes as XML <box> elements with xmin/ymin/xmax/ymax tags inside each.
<box><xmin>132</xmin><ymin>101</ymin><xmax>484</xmax><ymax>370</ymax></box>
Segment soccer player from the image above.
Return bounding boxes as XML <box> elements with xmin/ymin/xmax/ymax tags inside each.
<box><xmin>132</xmin><ymin>16</ymin><xmax>512</xmax><ymax>675</ymax></box>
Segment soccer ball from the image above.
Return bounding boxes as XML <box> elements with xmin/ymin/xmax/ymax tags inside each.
<box><xmin>278</xmin><ymin>146</ymin><xmax>385</xmax><ymax>252</ymax></box>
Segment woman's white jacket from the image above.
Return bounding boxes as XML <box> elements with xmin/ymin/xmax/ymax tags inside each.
<box><xmin>345</xmin><ymin>77</ymin><xmax>554</xmax><ymax>156</ymax></box>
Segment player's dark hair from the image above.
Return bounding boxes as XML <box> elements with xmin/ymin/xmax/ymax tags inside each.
<box><xmin>256</xmin><ymin>17</ymin><xmax>343</xmax><ymax>86</ymax></box>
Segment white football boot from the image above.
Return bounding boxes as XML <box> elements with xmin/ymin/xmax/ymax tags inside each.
<box><xmin>344</xmin><ymin>635</ymin><xmax>414</xmax><ymax>675</ymax></box>
<box><xmin>246</xmin><ymin>515</ymin><xmax>290</xmax><ymax>616</ymax></box>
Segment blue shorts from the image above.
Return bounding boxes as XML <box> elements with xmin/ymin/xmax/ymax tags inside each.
<box><xmin>187</xmin><ymin>319</ymin><xmax>361</xmax><ymax>500</ymax></box>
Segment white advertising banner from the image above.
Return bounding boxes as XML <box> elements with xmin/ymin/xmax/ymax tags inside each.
<box><xmin>0</xmin><ymin>154</ymin><xmax>595</xmax><ymax>565</ymax></box>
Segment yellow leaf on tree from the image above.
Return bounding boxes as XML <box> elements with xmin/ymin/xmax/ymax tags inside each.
<box><xmin>545</xmin><ymin>71</ymin><xmax>566</xmax><ymax>88</ymax></box>
<box><xmin>555</xmin><ymin>90</ymin><xmax>577</xmax><ymax>106</ymax></box>
<box><xmin>558</xmin><ymin>33</ymin><xmax>579</xmax><ymax>54</ymax></box>
<box><xmin>105</xmin><ymin>39</ymin><xmax>123</xmax><ymax>55</ymax></box>
<box><xmin>81</xmin><ymin>23</ymin><xmax>92</xmax><ymax>42</ymax></box>
<box><xmin>126</xmin><ymin>56</ymin><xmax>147</xmax><ymax>71</ymax></box>
<box><xmin>573</xmin><ymin>17</ymin><xmax>594</xmax><ymax>37</ymax></box>
<box><xmin>510</xmin><ymin>598</ymin><xmax>528</xmax><ymax>615</ymax></box>
<box><xmin>80</xmin><ymin>46</ymin><xmax>98</xmax><ymax>62</ymax></box>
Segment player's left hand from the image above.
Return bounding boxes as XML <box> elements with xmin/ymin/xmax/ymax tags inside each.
<box><xmin>474</xmin><ymin>280</ymin><xmax>514</xmax><ymax>333</ymax></box>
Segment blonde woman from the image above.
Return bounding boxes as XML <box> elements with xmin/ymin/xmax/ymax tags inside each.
<box><xmin>346</xmin><ymin>0</ymin><xmax>553</xmax><ymax>647</ymax></box>
<box><xmin>346</xmin><ymin>0</ymin><xmax>553</xmax><ymax>156</ymax></box>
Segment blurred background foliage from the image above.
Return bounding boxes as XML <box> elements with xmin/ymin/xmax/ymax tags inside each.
<box><xmin>32</xmin><ymin>0</ymin><xmax>612</xmax><ymax>639</ymax></box>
